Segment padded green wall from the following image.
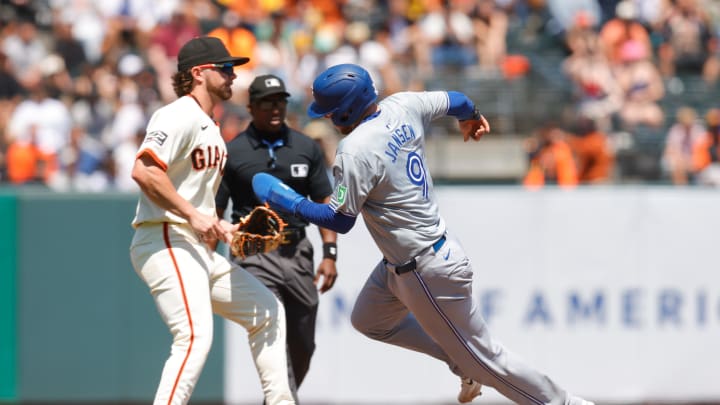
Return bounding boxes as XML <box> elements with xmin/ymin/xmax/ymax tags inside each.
<box><xmin>5</xmin><ymin>190</ymin><xmax>224</xmax><ymax>402</ymax></box>
<box><xmin>0</xmin><ymin>194</ymin><xmax>17</xmax><ymax>401</ymax></box>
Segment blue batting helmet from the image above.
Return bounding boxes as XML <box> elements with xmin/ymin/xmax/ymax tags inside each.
<box><xmin>307</xmin><ymin>64</ymin><xmax>378</xmax><ymax>126</ymax></box>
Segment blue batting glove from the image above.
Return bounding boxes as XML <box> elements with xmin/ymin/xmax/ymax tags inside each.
<box><xmin>252</xmin><ymin>173</ymin><xmax>306</xmax><ymax>214</ymax></box>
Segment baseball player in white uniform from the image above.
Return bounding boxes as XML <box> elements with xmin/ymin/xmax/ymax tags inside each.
<box><xmin>129</xmin><ymin>37</ymin><xmax>294</xmax><ymax>405</ymax></box>
<box><xmin>252</xmin><ymin>64</ymin><xmax>595</xmax><ymax>405</ymax></box>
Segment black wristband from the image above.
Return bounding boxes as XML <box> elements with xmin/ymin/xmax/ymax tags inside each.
<box><xmin>323</xmin><ymin>242</ymin><xmax>337</xmax><ymax>261</ymax></box>
<box><xmin>460</xmin><ymin>105</ymin><xmax>481</xmax><ymax>121</ymax></box>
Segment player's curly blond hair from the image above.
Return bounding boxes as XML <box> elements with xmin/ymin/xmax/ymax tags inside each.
<box><xmin>172</xmin><ymin>70</ymin><xmax>194</xmax><ymax>97</ymax></box>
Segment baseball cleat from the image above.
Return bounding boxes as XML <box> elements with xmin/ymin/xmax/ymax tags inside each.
<box><xmin>458</xmin><ymin>377</ymin><xmax>482</xmax><ymax>403</ymax></box>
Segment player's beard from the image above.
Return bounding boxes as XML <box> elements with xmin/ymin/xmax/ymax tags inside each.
<box><xmin>209</xmin><ymin>79</ymin><xmax>233</xmax><ymax>101</ymax></box>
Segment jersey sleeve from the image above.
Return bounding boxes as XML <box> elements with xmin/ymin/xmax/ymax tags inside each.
<box><xmin>329</xmin><ymin>151</ymin><xmax>375</xmax><ymax>217</ymax></box>
<box><xmin>136</xmin><ymin>106</ymin><xmax>191</xmax><ymax>170</ymax></box>
<box><xmin>394</xmin><ymin>91</ymin><xmax>451</xmax><ymax>128</ymax></box>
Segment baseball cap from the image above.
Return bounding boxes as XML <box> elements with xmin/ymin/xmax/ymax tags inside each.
<box><xmin>177</xmin><ymin>36</ymin><xmax>250</xmax><ymax>72</ymax></box>
<box><xmin>249</xmin><ymin>74</ymin><xmax>291</xmax><ymax>101</ymax></box>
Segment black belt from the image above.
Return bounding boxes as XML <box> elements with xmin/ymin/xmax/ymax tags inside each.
<box><xmin>280</xmin><ymin>228</ymin><xmax>306</xmax><ymax>245</ymax></box>
<box><xmin>384</xmin><ymin>234</ymin><xmax>447</xmax><ymax>275</ymax></box>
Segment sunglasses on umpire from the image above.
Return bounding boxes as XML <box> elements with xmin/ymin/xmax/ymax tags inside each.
<box><xmin>255</xmin><ymin>99</ymin><xmax>288</xmax><ymax>111</ymax></box>
<box><xmin>195</xmin><ymin>62</ymin><xmax>236</xmax><ymax>76</ymax></box>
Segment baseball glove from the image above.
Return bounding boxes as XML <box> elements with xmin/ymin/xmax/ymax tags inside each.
<box><xmin>230</xmin><ymin>205</ymin><xmax>287</xmax><ymax>259</ymax></box>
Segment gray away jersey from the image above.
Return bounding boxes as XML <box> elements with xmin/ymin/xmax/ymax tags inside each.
<box><xmin>329</xmin><ymin>91</ymin><xmax>450</xmax><ymax>264</ymax></box>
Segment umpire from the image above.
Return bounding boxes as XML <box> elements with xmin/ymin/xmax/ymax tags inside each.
<box><xmin>216</xmin><ymin>74</ymin><xmax>338</xmax><ymax>403</ymax></box>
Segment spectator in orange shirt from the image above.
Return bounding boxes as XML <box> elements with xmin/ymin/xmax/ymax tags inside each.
<box><xmin>207</xmin><ymin>10</ymin><xmax>258</xmax><ymax>95</ymax></box>
<box><xmin>523</xmin><ymin>123</ymin><xmax>579</xmax><ymax>188</ymax></box>
<box><xmin>207</xmin><ymin>10</ymin><xmax>257</xmax><ymax>71</ymax></box>
<box><xmin>6</xmin><ymin>127</ymin><xmax>48</xmax><ymax>185</ymax></box>
<box><xmin>566</xmin><ymin>116</ymin><xmax>615</xmax><ymax>184</ymax></box>
<box><xmin>694</xmin><ymin>108</ymin><xmax>720</xmax><ymax>185</ymax></box>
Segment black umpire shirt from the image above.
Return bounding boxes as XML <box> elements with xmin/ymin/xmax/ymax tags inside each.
<box><xmin>216</xmin><ymin>123</ymin><xmax>333</xmax><ymax>230</ymax></box>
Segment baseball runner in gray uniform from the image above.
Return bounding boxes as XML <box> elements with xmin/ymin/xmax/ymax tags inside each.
<box><xmin>252</xmin><ymin>63</ymin><xmax>594</xmax><ymax>405</ymax></box>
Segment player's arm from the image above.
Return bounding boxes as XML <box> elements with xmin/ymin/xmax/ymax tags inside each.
<box><xmin>298</xmin><ymin>199</ymin><xmax>355</xmax><ymax>234</ymax></box>
<box><xmin>132</xmin><ymin>152</ymin><xmax>231</xmax><ymax>242</ymax></box>
<box><xmin>446</xmin><ymin>91</ymin><xmax>491</xmax><ymax>142</ymax></box>
<box><xmin>252</xmin><ymin>173</ymin><xmax>356</xmax><ymax>234</ymax></box>
<box><xmin>315</xmin><ymin>197</ymin><xmax>338</xmax><ymax>242</ymax></box>
<box><xmin>313</xmin><ymin>195</ymin><xmax>338</xmax><ymax>292</ymax></box>
<box><xmin>132</xmin><ymin>153</ymin><xmax>197</xmax><ymax>219</ymax></box>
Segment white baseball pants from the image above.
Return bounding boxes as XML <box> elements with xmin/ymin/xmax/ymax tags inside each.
<box><xmin>130</xmin><ymin>222</ymin><xmax>294</xmax><ymax>405</ymax></box>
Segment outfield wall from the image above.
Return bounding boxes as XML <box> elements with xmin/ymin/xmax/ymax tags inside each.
<box><xmin>0</xmin><ymin>189</ymin><xmax>223</xmax><ymax>404</ymax></box>
<box><xmin>1</xmin><ymin>187</ymin><xmax>718</xmax><ymax>404</ymax></box>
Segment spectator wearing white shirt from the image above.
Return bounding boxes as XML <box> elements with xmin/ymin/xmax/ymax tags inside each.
<box><xmin>7</xmin><ymin>80</ymin><xmax>71</xmax><ymax>161</ymax></box>
<box><xmin>663</xmin><ymin>106</ymin><xmax>708</xmax><ymax>184</ymax></box>
<box><xmin>2</xmin><ymin>19</ymin><xmax>49</xmax><ymax>88</ymax></box>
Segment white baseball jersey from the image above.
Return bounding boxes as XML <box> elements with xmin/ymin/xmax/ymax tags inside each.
<box><xmin>329</xmin><ymin>91</ymin><xmax>449</xmax><ymax>264</ymax></box>
<box><xmin>132</xmin><ymin>96</ymin><xmax>226</xmax><ymax>227</ymax></box>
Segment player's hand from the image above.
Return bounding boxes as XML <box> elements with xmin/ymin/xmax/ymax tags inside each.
<box><xmin>314</xmin><ymin>258</ymin><xmax>337</xmax><ymax>293</ymax></box>
<box><xmin>190</xmin><ymin>212</ymin><xmax>229</xmax><ymax>244</ymax></box>
<box><xmin>219</xmin><ymin>219</ymin><xmax>239</xmax><ymax>242</ymax></box>
<box><xmin>459</xmin><ymin>114</ymin><xmax>490</xmax><ymax>142</ymax></box>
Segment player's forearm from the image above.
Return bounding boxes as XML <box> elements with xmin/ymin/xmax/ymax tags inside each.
<box><xmin>296</xmin><ymin>199</ymin><xmax>355</xmax><ymax>234</ymax></box>
<box><xmin>314</xmin><ymin>196</ymin><xmax>338</xmax><ymax>243</ymax></box>
<box><xmin>318</xmin><ymin>226</ymin><xmax>337</xmax><ymax>243</ymax></box>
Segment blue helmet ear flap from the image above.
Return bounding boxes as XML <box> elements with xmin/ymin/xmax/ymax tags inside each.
<box><xmin>308</xmin><ymin>64</ymin><xmax>378</xmax><ymax>126</ymax></box>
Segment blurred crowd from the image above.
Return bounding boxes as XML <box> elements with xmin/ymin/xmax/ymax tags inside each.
<box><xmin>522</xmin><ymin>0</ymin><xmax>720</xmax><ymax>187</ymax></box>
<box><xmin>2</xmin><ymin>0</ymin><xmax>720</xmax><ymax>191</ymax></box>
